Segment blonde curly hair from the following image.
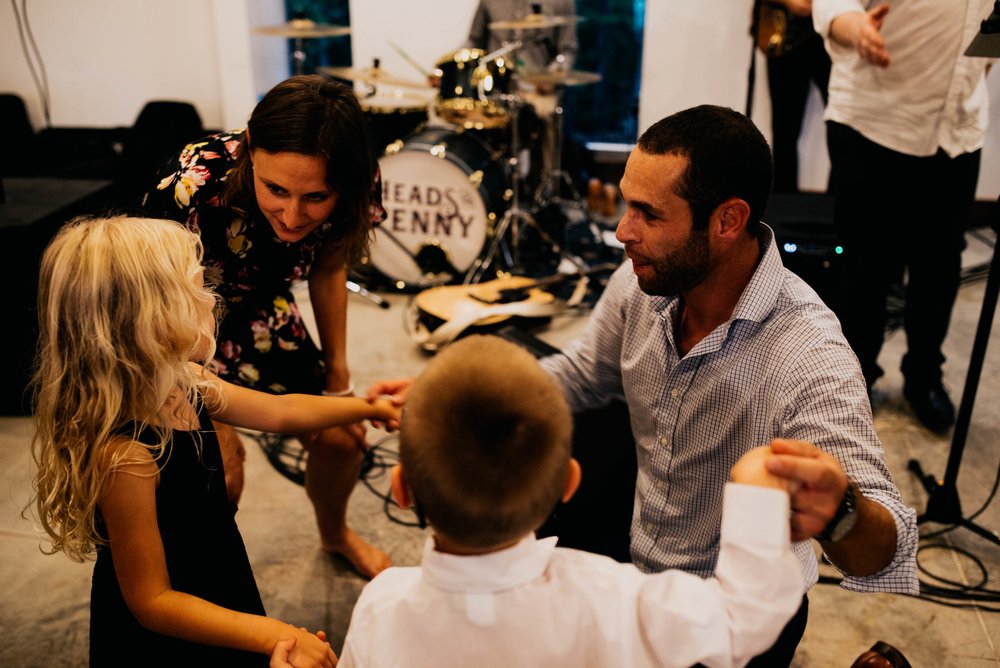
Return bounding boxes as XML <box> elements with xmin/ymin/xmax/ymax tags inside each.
<box><xmin>28</xmin><ymin>215</ymin><xmax>220</xmax><ymax>561</ymax></box>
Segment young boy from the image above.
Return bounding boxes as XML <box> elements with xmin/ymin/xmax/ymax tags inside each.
<box><xmin>340</xmin><ymin>334</ymin><xmax>804</xmax><ymax>667</ymax></box>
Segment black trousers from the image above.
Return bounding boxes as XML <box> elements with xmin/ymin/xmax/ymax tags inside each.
<box><xmin>826</xmin><ymin>121</ymin><xmax>980</xmax><ymax>388</ymax></box>
<box><xmin>766</xmin><ymin>32</ymin><xmax>830</xmax><ymax>193</ymax></box>
<box><xmin>693</xmin><ymin>594</ymin><xmax>808</xmax><ymax>668</ymax></box>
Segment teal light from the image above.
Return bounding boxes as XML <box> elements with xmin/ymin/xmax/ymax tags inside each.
<box><xmin>835</xmin><ymin>246</ymin><xmax>844</xmax><ymax>255</ymax></box>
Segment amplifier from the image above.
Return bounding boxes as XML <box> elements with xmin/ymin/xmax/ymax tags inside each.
<box><xmin>766</xmin><ymin>192</ymin><xmax>842</xmax><ymax>311</ymax></box>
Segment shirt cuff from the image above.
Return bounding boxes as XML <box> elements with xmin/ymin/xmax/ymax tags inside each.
<box><xmin>721</xmin><ymin>483</ymin><xmax>791</xmax><ymax>548</ymax></box>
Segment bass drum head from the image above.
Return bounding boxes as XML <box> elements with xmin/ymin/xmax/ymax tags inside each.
<box><xmin>370</xmin><ymin>128</ymin><xmax>508</xmax><ymax>290</ymax></box>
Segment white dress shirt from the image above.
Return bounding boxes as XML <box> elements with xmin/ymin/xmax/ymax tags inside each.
<box><xmin>813</xmin><ymin>0</ymin><xmax>994</xmax><ymax>157</ymax></box>
<box><xmin>339</xmin><ymin>483</ymin><xmax>802</xmax><ymax>668</ymax></box>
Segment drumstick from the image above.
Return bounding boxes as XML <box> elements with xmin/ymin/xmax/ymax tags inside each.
<box><xmin>388</xmin><ymin>40</ymin><xmax>431</xmax><ymax>79</ymax></box>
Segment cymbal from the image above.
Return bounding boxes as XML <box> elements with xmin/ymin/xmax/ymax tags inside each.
<box><xmin>255</xmin><ymin>19</ymin><xmax>350</xmax><ymax>39</ymax></box>
<box><xmin>489</xmin><ymin>14</ymin><xmax>582</xmax><ymax>30</ymax></box>
<box><xmin>520</xmin><ymin>69</ymin><xmax>602</xmax><ymax>87</ymax></box>
<box><xmin>318</xmin><ymin>66</ymin><xmax>428</xmax><ymax>90</ymax></box>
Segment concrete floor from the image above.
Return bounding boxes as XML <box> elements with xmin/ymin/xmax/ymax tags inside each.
<box><xmin>2</xmin><ymin>227</ymin><xmax>1000</xmax><ymax>666</ymax></box>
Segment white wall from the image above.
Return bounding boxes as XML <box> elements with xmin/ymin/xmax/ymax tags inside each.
<box><xmin>2</xmin><ymin>0</ymin><xmax>997</xmax><ymax>201</ymax></box>
<box><xmin>1</xmin><ymin>0</ymin><xmax>288</xmax><ymax>132</ymax></box>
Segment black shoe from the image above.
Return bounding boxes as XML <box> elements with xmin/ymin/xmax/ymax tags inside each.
<box><xmin>903</xmin><ymin>381</ymin><xmax>955</xmax><ymax>432</ymax></box>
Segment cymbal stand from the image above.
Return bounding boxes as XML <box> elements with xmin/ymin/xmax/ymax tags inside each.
<box><xmin>533</xmin><ymin>84</ymin><xmax>585</xmax><ymax>210</ymax></box>
<box><xmin>464</xmin><ymin>92</ymin><xmax>537</xmax><ymax>285</ymax></box>
<box><xmin>291</xmin><ymin>37</ymin><xmax>308</xmax><ymax>75</ymax></box>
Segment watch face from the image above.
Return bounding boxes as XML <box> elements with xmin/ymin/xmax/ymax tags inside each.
<box><xmin>829</xmin><ymin>506</ymin><xmax>858</xmax><ymax>542</ymax></box>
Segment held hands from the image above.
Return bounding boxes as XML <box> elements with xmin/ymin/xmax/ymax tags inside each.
<box><xmin>271</xmin><ymin>628</ymin><xmax>337</xmax><ymax>668</ymax></box>
<box><xmin>729</xmin><ymin>445</ymin><xmax>801</xmax><ymax>493</ymax></box>
<box><xmin>762</xmin><ymin>439</ymin><xmax>849</xmax><ymax>542</ymax></box>
<box><xmin>365</xmin><ymin>377</ymin><xmax>413</xmax><ymax>432</ymax></box>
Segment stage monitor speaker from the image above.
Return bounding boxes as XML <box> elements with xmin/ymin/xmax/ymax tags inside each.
<box><xmin>765</xmin><ymin>192</ymin><xmax>842</xmax><ymax>311</ymax></box>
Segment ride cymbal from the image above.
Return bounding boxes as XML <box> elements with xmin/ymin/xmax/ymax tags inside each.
<box><xmin>488</xmin><ymin>14</ymin><xmax>582</xmax><ymax>30</ymax></box>
<box><xmin>318</xmin><ymin>66</ymin><xmax>428</xmax><ymax>89</ymax></box>
<box><xmin>255</xmin><ymin>19</ymin><xmax>350</xmax><ymax>39</ymax></box>
<box><xmin>520</xmin><ymin>70</ymin><xmax>601</xmax><ymax>87</ymax></box>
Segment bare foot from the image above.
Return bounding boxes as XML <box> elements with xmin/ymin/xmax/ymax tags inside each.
<box><xmin>323</xmin><ymin>529</ymin><xmax>392</xmax><ymax>579</ymax></box>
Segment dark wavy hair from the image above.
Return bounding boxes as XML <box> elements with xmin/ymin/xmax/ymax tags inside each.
<box><xmin>222</xmin><ymin>74</ymin><xmax>375</xmax><ymax>263</ymax></box>
<box><xmin>637</xmin><ymin>105</ymin><xmax>772</xmax><ymax>233</ymax></box>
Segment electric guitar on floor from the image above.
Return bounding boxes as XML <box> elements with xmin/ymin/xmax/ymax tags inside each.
<box><xmin>409</xmin><ymin>263</ymin><xmax>619</xmax><ymax>351</ymax></box>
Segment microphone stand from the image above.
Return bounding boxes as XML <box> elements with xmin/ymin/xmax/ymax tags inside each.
<box><xmin>907</xmin><ymin>205</ymin><xmax>1000</xmax><ymax>545</ymax></box>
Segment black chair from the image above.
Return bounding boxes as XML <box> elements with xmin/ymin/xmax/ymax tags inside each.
<box><xmin>116</xmin><ymin>100</ymin><xmax>206</xmax><ymax>207</ymax></box>
<box><xmin>0</xmin><ymin>93</ymin><xmax>39</xmax><ymax>177</ymax></box>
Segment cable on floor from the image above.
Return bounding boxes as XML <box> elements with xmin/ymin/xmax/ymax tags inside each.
<box><xmin>244</xmin><ymin>429</ymin><xmax>424</xmax><ymax>529</ymax></box>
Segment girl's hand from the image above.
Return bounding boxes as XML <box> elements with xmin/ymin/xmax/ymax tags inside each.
<box><xmin>288</xmin><ymin>626</ymin><xmax>337</xmax><ymax>667</ymax></box>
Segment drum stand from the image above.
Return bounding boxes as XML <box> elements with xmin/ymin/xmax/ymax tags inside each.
<box><xmin>533</xmin><ymin>88</ymin><xmax>585</xmax><ymax>211</ymax></box>
<box><xmin>464</xmin><ymin>94</ymin><xmax>537</xmax><ymax>285</ymax></box>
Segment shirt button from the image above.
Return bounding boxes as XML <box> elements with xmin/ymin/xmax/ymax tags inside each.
<box><xmin>671</xmin><ymin>388</ymin><xmax>679</xmax><ymax>398</ymax></box>
<box><xmin>660</xmin><ymin>437</ymin><xmax>668</xmax><ymax>446</ymax></box>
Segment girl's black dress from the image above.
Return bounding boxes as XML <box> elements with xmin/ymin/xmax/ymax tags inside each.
<box><xmin>89</xmin><ymin>406</ymin><xmax>268</xmax><ymax>666</ymax></box>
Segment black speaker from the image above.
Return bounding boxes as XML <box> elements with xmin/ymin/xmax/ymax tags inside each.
<box><xmin>766</xmin><ymin>192</ymin><xmax>842</xmax><ymax>311</ymax></box>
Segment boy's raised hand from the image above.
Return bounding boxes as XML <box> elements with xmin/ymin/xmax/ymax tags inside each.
<box><xmin>730</xmin><ymin>445</ymin><xmax>800</xmax><ymax>494</ymax></box>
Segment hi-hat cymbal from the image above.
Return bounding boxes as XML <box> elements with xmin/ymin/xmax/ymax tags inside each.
<box><xmin>520</xmin><ymin>69</ymin><xmax>602</xmax><ymax>87</ymax></box>
<box><xmin>318</xmin><ymin>66</ymin><xmax>428</xmax><ymax>89</ymax></box>
<box><xmin>489</xmin><ymin>14</ymin><xmax>582</xmax><ymax>30</ymax></box>
<box><xmin>255</xmin><ymin>18</ymin><xmax>350</xmax><ymax>39</ymax></box>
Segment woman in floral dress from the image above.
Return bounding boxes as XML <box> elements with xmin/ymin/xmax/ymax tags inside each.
<box><xmin>143</xmin><ymin>74</ymin><xmax>390</xmax><ymax>578</ymax></box>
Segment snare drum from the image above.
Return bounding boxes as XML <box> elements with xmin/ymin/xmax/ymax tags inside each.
<box><xmin>435</xmin><ymin>48</ymin><xmax>513</xmax><ymax>130</ymax></box>
<box><xmin>359</xmin><ymin>89</ymin><xmax>429</xmax><ymax>158</ymax></box>
<box><xmin>369</xmin><ymin>128</ymin><xmax>509</xmax><ymax>290</ymax></box>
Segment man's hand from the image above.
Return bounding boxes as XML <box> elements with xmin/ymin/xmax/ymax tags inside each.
<box><xmin>830</xmin><ymin>3</ymin><xmax>891</xmax><ymax>67</ymax></box>
<box><xmin>763</xmin><ymin>438</ymin><xmax>848</xmax><ymax>542</ymax></box>
<box><xmin>730</xmin><ymin>445</ymin><xmax>800</xmax><ymax>493</ymax></box>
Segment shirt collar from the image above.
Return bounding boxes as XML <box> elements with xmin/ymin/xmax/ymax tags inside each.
<box><xmin>729</xmin><ymin>223</ymin><xmax>783</xmax><ymax>325</ymax></box>
<box><xmin>420</xmin><ymin>534</ymin><xmax>559</xmax><ymax>594</ymax></box>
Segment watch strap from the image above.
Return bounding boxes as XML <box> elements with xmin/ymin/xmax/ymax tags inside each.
<box><xmin>817</xmin><ymin>480</ymin><xmax>857</xmax><ymax>542</ymax></box>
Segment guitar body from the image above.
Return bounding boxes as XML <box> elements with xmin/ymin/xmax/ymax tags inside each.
<box><xmin>415</xmin><ymin>276</ymin><xmax>557</xmax><ymax>333</ymax></box>
<box><xmin>756</xmin><ymin>2</ymin><xmax>813</xmax><ymax>57</ymax></box>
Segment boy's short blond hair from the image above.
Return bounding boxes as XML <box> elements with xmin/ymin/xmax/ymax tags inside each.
<box><xmin>400</xmin><ymin>334</ymin><xmax>573</xmax><ymax>549</ymax></box>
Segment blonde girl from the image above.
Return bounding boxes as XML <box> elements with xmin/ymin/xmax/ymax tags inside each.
<box><xmin>30</xmin><ymin>215</ymin><xmax>398</xmax><ymax>666</ymax></box>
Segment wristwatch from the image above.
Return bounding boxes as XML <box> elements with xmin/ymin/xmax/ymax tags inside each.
<box><xmin>817</xmin><ymin>481</ymin><xmax>858</xmax><ymax>543</ymax></box>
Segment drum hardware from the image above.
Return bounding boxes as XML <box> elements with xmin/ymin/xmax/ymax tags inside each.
<box><xmin>464</xmin><ymin>93</ymin><xmax>533</xmax><ymax>285</ymax></box>
<box><xmin>254</xmin><ymin>16</ymin><xmax>350</xmax><ymax>75</ymax></box>
<box><xmin>346</xmin><ymin>279</ymin><xmax>389</xmax><ymax>309</ymax></box>
<box><xmin>529</xmin><ymin>70</ymin><xmax>602</xmax><ymax>211</ymax></box>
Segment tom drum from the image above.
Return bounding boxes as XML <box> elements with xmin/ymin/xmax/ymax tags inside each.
<box><xmin>359</xmin><ymin>89</ymin><xmax>429</xmax><ymax>158</ymax></box>
<box><xmin>435</xmin><ymin>48</ymin><xmax>513</xmax><ymax>130</ymax></box>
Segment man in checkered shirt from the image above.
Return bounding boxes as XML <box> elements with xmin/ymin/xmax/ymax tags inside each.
<box><xmin>539</xmin><ymin>104</ymin><xmax>918</xmax><ymax>666</ymax></box>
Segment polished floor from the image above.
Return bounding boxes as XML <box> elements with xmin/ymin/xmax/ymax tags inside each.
<box><xmin>2</xmin><ymin>227</ymin><xmax>1000</xmax><ymax>666</ymax></box>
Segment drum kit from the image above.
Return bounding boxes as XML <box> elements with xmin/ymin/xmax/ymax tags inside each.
<box><xmin>257</xmin><ymin>11</ymin><xmax>607</xmax><ymax>294</ymax></box>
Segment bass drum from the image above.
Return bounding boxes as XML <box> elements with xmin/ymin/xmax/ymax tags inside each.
<box><xmin>370</xmin><ymin>128</ymin><xmax>508</xmax><ymax>290</ymax></box>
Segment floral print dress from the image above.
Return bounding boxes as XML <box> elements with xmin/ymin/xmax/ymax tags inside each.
<box><xmin>143</xmin><ymin>131</ymin><xmax>373</xmax><ymax>395</ymax></box>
